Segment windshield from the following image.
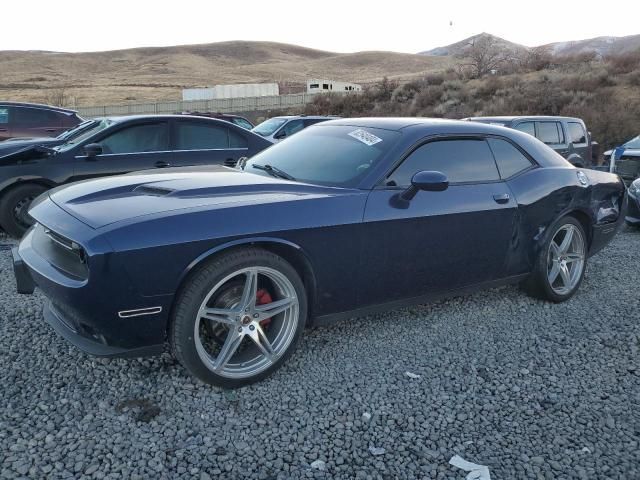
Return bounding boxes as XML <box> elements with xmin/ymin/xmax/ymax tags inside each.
<box><xmin>244</xmin><ymin>125</ymin><xmax>400</xmax><ymax>187</ymax></box>
<box><xmin>252</xmin><ymin>118</ymin><xmax>288</xmax><ymax>136</ymax></box>
<box><xmin>54</xmin><ymin>119</ymin><xmax>114</xmax><ymax>152</ymax></box>
<box><xmin>56</xmin><ymin>120</ymin><xmax>97</xmax><ymax>141</ymax></box>
<box><xmin>624</xmin><ymin>136</ymin><xmax>640</xmax><ymax>149</ymax></box>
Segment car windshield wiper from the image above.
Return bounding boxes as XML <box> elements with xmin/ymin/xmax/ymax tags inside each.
<box><xmin>251</xmin><ymin>163</ymin><xmax>296</xmax><ymax>181</ymax></box>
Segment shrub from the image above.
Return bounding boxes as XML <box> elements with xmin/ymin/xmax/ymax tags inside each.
<box><xmin>605</xmin><ymin>50</ymin><xmax>640</xmax><ymax>75</ymax></box>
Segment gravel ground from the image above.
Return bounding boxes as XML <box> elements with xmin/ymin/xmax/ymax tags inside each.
<box><xmin>1</xmin><ymin>228</ymin><xmax>639</xmax><ymax>480</ymax></box>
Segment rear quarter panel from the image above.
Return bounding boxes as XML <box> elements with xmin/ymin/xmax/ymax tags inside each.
<box><xmin>506</xmin><ymin>166</ymin><xmax>624</xmax><ymax>275</ymax></box>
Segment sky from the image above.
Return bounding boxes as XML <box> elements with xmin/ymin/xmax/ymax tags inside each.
<box><xmin>2</xmin><ymin>0</ymin><xmax>638</xmax><ymax>54</ymax></box>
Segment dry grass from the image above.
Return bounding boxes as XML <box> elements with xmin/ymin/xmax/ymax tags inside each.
<box><xmin>0</xmin><ymin>41</ymin><xmax>453</xmax><ymax>106</ymax></box>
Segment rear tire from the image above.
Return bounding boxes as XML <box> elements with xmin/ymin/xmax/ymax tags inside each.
<box><xmin>170</xmin><ymin>248</ymin><xmax>307</xmax><ymax>388</ymax></box>
<box><xmin>0</xmin><ymin>183</ymin><xmax>48</xmax><ymax>238</ymax></box>
<box><xmin>523</xmin><ymin>216</ymin><xmax>587</xmax><ymax>303</ymax></box>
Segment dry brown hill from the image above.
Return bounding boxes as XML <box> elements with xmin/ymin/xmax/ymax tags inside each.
<box><xmin>0</xmin><ymin>41</ymin><xmax>452</xmax><ymax>106</ymax></box>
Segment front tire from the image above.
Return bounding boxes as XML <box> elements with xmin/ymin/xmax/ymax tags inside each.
<box><xmin>0</xmin><ymin>183</ymin><xmax>48</xmax><ymax>238</ymax></box>
<box><xmin>524</xmin><ymin>216</ymin><xmax>587</xmax><ymax>302</ymax></box>
<box><xmin>170</xmin><ymin>248</ymin><xmax>307</xmax><ymax>388</ymax></box>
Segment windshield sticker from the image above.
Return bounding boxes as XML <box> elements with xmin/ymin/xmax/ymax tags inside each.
<box><xmin>348</xmin><ymin>129</ymin><xmax>382</xmax><ymax>146</ymax></box>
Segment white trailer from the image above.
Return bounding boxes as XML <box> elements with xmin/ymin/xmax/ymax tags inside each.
<box><xmin>306</xmin><ymin>79</ymin><xmax>362</xmax><ymax>94</ymax></box>
<box><xmin>182</xmin><ymin>83</ymin><xmax>279</xmax><ymax>101</ymax></box>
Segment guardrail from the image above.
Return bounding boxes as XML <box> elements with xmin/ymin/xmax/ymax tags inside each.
<box><xmin>76</xmin><ymin>92</ymin><xmax>334</xmax><ymax>118</ymax></box>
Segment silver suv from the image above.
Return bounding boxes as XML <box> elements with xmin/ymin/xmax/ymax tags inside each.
<box><xmin>466</xmin><ymin>116</ymin><xmax>593</xmax><ymax>167</ymax></box>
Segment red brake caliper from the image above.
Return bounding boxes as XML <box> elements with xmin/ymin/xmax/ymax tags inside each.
<box><xmin>256</xmin><ymin>288</ymin><xmax>273</xmax><ymax>327</ymax></box>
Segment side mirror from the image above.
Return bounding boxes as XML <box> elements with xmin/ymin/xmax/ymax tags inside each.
<box><xmin>274</xmin><ymin>130</ymin><xmax>286</xmax><ymax>140</ymax></box>
<box><xmin>401</xmin><ymin>171</ymin><xmax>449</xmax><ymax>201</ymax></box>
<box><xmin>236</xmin><ymin>157</ymin><xmax>249</xmax><ymax>170</ymax></box>
<box><xmin>84</xmin><ymin>143</ymin><xmax>103</xmax><ymax>158</ymax></box>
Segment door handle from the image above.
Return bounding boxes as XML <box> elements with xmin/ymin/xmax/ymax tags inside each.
<box><xmin>45</xmin><ymin>128</ymin><xmax>57</xmax><ymax>132</ymax></box>
<box><xmin>155</xmin><ymin>161</ymin><xmax>171</xmax><ymax>168</ymax></box>
<box><xmin>493</xmin><ymin>193</ymin><xmax>510</xmax><ymax>204</ymax></box>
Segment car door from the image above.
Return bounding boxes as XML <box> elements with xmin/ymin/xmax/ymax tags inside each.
<box><xmin>171</xmin><ymin>119</ymin><xmax>249</xmax><ymax>167</ymax></box>
<box><xmin>360</xmin><ymin>136</ymin><xmax>518</xmax><ymax>305</ymax></box>
<box><xmin>11</xmin><ymin>106</ymin><xmax>63</xmax><ymax>138</ymax></box>
<box><xmin>73</xmin><ymin>121</ymin><xmax>171</xmax><ymax>180</ymax></box>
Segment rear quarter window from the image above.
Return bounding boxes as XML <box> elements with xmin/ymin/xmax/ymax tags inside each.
<box><xmin>0</xmin><ymin>108</ymin><xmax>8</xmax><ymax>124</ymax></box>
<box><xmin>567</xmin><ymin>122</ymin><xmax>587</xmax><ymax>145</ymax></box>
<box><xmin>487</xmin><ymin>138</ymin><xmax>533</xmax><ymax>178</ymax></box>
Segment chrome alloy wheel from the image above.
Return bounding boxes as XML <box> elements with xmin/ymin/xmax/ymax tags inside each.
<box><xmin>194</xmin><ymin>267</ymin><xmax>299</xmax><ymax>379</ymax></box>
<box><xmin>547</xmin><ymin>224</ymin><xmax>585</xmax><ymax>295</ymax></box>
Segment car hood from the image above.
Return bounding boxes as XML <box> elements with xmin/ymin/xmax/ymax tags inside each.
<box><xmin>2</xmin><ymin>136</ymin><xmax>56</xmax><ymax>144</ymax></box>
<box><xmin>0</xmin><ymin>144</ymin><xmax>55</xmax><ymax>163</ymax></box>
<box><xmin>604</xmin><ymin>148</ymin><xmax>640</xmax><ymax>157</ymax></box>
<box><xmin>48</xmin><ymin>166</ymin><xmax>358</xmax><ymax>229</ymax></box>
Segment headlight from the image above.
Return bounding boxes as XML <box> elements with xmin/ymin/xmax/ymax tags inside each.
<box><xmin>630</xmin><ymin>180</ymin><xmax>640</xmax><ymax>197</ymax></box>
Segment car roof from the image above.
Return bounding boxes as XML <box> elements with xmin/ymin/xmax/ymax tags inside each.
<box><xmin>0</xmin><ymin>101</ymin><xmax>78</xmax><ymax>115</ymax></box>
<box><xmin>320</xmin><ymin>117</ymin><xmax>508</xmax><ymax>131</ymax></box>
<box><xmin>104</xmin><ymin>114</ymin><xmax>244</xmax><ymax>124</ymax></box>
<box><xmin>467</xmin><ymin>115</ymin><xmax>584</xmax><ymax>123</ymax></box>
<box><xmin>269</xmin><ymin>115</ymin><xmax>339</xmax><ymax>121</ymax></box>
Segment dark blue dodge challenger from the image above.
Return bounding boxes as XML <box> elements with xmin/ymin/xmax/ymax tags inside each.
<box><xmin>13</xmin><ymin>118</ymin><xmax>626</xmax><ymax>387</ymax></box>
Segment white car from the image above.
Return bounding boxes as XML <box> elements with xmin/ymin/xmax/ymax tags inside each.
<box><xmin>251</xmin><ymin>115</ymin><xmax>338</xmax><ymax>143</ymax></box>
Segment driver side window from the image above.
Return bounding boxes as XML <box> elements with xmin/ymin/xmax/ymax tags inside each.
<box><xmin>99</xmin><ymin>123</ymin><xmax>168</xmax><ymax>154</ymax></box>
<box><xmin>388</xmin><ymin>138</ymin><xmax>500</xmax><ymax>186</ymax></box>
<box><xmin>282</xmin><ymin>120</ymin><xmax>304</xmax><ymax>137</ymax></box>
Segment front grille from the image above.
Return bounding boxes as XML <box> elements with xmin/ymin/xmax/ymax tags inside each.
<box><xmin>615</xmin><ymin>159</ymin><xmax>640</xmax><ymax>179</ymax></box>
<box><xmin>224</xmin><ymin>158</ymin><xmax>238</xmax><ymax>168</ymax></box>
<box><xmin>32</xmin><ymin>224</ymin><xmax>88</xmax><ymax>280</ymax></box>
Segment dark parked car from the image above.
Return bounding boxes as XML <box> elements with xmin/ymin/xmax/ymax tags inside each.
<box><xmin>252</xmin><ymin>115</ymin><xmax>338</xmax><ymax>142</ymax></box>
<box><xmin>626</xmin><ymin>178</ymin><xmax>640</xmax><ymax>228</ymax></box>
<box><xmin>0</xmin><ymin>114</ymin><xmax>272</xmax><ymax>237</ymax></box>
<box><xmin>603</xmin><ymin>135</ymin><xmax>640</xmax><ymax>183</ymax></box>
<box><xmin>466</xmin><ymin>116</ymin><xmax>593</xmax><ymax>167</ymax></box>
<box><xmin>0</xmin><ymin>119</ymin><xmax>98</xmax><ymax>156</ymax></box>
<box><xmin>0</xmin><ymin>102</ymin><xmax>83</xmax><ymax>141</ymax></box>
<box><xmin>181</xmin><ymin>112</ymin><xmax>254</xmax><ymax>130</ymax></box>
<box><xmin>13</xmin><ymin>118</ymin><xmax>625</xmax><ymax>387</ymax></box>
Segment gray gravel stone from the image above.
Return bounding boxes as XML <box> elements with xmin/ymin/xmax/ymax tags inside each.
<box><xmin>1</xmin><ymin>228</ymin><xmax>639</xmax><ymax>479</ymax></box>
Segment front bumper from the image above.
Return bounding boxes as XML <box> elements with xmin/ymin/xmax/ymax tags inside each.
<box><xmin>44</xmin><ymin>301</ymin><xmax>163</xmax><ymax>358</ymax></box>
<box><xmin>12</xmin><ymin>247</ymin><xmax>35</xmax><ymax>294</ymax></box>
<box><xmin>13</xmin><ymin>222</ymin><xmax>171</xmax><ymax>358</ymax></box>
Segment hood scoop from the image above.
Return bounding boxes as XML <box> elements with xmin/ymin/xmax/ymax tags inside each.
<box><xmin>133</xmin><ymin>185</ymin><xmax>176</xmax><ymax>197</ymax></box>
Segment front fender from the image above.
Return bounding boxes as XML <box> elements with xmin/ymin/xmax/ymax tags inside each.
<box><xmin>177</xmin><ymin>236</ymin><xmax>311</xmax><ymax>288</ymax></box>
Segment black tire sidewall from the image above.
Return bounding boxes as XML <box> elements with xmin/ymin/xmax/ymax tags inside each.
<box><xmin>170</xmin><ymin>248</ymin><xmax>307</xmax><ymax>388</ymax></box>
<box><xmin>0</xmin><ymin>184</ymin><xmax>47</xmax><ymax>238</ymax></box>
<box><xmin>534</xmin><ymin>216</ymin><xmax>587</xmax><ymax>303</ymax></box>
